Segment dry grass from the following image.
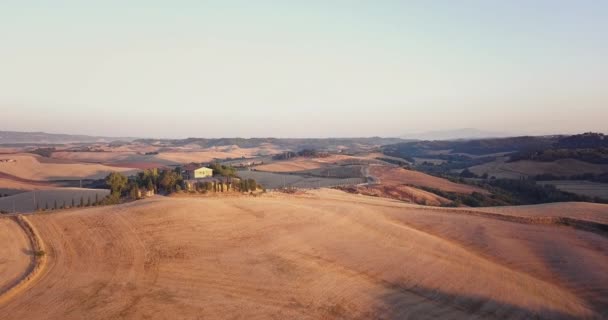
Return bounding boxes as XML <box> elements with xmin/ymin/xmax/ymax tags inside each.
<box><xmin>338</xmin><ymin>184</ymin><xmax>451</xmax><ymax>206</ymax></box>
<box><xmin>0</xmin><ymin>190</ymin><xmax>606</xmax><ymax>319</ymax></box>
<box><xmin>0</xmin><ymin>154</ymin><xmax>136</xmax><ymax>181</ymax></box>
<box><xmin>0</xmin><ymin>218</ymin><xmax>32</xmax><ymax>294</ymax></box>
<box><xmin>254</xmin><ymin>158</ymin><xmax>326</xmax><ymax>172</ymax></box>
<box><xmin>50</xmin><ymin>151</ymin><xmax>140</xmax><ymax>163</ymax></box>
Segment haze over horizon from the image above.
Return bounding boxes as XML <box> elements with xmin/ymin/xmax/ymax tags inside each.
<box><xmin>1</xmin><ymin>1</ymin><xmax>607</xmax><ymax>138</ymax></box>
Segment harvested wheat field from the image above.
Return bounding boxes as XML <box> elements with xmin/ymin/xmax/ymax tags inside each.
<box><xmin>339</xmin><ymin>184</ymin><xmax>452</xmax><ymax>206</ymax></box>
<box><xmin>1</xmin><ymin>190</ymin><xmax>607</xmax><ymax>319</ymax></box>
<box><xmin>156</xmin><ymin>146</ymin><xmax>281</xmax><ymax>164</ymax></box>
<box><xmin>50</xmin><ymin>151</ymin><xmax>141</xmax><ymax>163</ymax></box>
<box><xmin>0</xmin><ymin>218</ymin><xmax>32</xmax><ymax>295</ymax></box>
<box><xmin>370</xmin><ymin>165</ymin><xmax>488</xmax><ymax>194</ymax></box>
<box><xmin>0</xmin><ymin>154</ymin><xmax>136</xmax><ymax>181</ymax></box>
<box><xmin>254</xmin><ymin>158</ymin><xmax>326</xmax><ymax>172</ymax></box>
<box><xmin>51</xmin><ymin>151</ymin><xmax>175</xmax><ymax>168</ymax></box>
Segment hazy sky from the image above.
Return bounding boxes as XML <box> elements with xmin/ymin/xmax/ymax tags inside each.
<box><xmin>1</xmin><ymin>1</ymin><xmax>607</xmax><ymax>138</ymax></box>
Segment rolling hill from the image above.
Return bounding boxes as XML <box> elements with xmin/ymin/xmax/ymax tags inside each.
<box><xmin>1</xmin><ymin>190</ymin><xmax>606</xmax><ymax>319</ymax></box>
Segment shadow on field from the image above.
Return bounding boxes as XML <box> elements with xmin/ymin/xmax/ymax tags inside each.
<box><xmin>365</xmin><ymin>284</ymin><xmax>586</xmax><ymax>320</ymax></box>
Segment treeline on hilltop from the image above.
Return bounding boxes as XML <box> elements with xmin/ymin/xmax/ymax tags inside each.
<box><xmin>272</xmin><ymin>149</ymin><xmax>330</xmax><ymax>160</ymax></box>
<box><xmin>383</xmin><ymin>133</ymin><xmax>608</xmax><ymax>161</ymax></box>
<box><xmin>507</xmin><ymin>132</ymin><xmax>608</xmax><ymax>164</ymax></box>
<box><xmin>555</xmin><ymin>132</ymin><xmax>608</xmax><ymax>149</ymax></box>
<box><xmin>382</xmin><ymin>136</ymin><xmax>555</xmax><ymax>158</ymax></box>
<box><xmin>383</xmin><ymin>133</ymin><xmax>608</xmax><ymax>182</ymax></box>
<box><xmin>509</xmin><ymin>147</ymin><xmax>608</xmax><ymax>164</ymax></box>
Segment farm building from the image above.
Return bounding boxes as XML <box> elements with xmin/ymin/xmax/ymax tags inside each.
<box><xmin>183</xmin><ymin>165</ymin><xmax>213</xmax><ymax>179</ymax></box>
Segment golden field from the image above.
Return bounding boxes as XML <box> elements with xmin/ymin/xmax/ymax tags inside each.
<box><xmin>1</xmin><ymin>190</ymin><xmax>606</xmax><ymax>319</ymax></box>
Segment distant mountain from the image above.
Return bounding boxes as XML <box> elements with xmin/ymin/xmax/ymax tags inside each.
<box><xmin>402</xmin><ymin>128</ymin><xmax>514</xmax><ymax>141</ymax></box>
<box><xmin>0</xmin><ymin>131</ymin><xmax>137</xmax><ymax>145</ymax></box>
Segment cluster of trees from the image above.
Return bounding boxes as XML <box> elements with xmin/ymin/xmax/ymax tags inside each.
<box><xmin>273</xmin><ymin>151</ymin><xmax>298</xmax><ymax>160</ymax></box>
<box><xmin>507</xmin><ymin>133</ymin><xmax>608</xmax><ymax>164</ymax></box>
<box><xmin>105</xmin><ymin>169</ymin><xmax>186</xmax><ymax>202</ymax></box>
<box><xmin>190</xmin><ymin>178</ymin><xmax>260</xmax><ymax>193</ymax></box>
<box><xmin>376</xmin><ymin>157</ymin><xmax>413</xmax><ymax>167</ymax></box>
<box><xmin>484</xmin><ymin>179</ymin><xmax>607</xmax><ymax>204</ymax></box>
<box><xmin>31</xmin><ymin>147</ymin><xmax>55</xmax><ymax>157</ymax></box>
<box><xmin>555</xmin><ymin>132</ymin><xmax>608</xmax><ymax>149</ymax></box>
<box><xmin>414</xmin><ymin>156</ymin><xmax>495</xmax><ymax>176</ymax></box>
<box><xmin>208</xmin><ymin>163</ymin><xmax>237</xmax><ymax>177</ymax></box>
<box><xmin>65</xmin><ymin>146</ymin><xmax>105</xmax><ymax>152</ymax></box>
<box><xmin>272</xmin><ymin>149</ymin><xmax>330</xmax><ymax>160</ymax></box>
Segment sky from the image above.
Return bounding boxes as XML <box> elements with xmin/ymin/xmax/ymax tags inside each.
<box><xmin>1</xmin><ymin>1</ymin><xmax>607</xmax><ymax>138</ymax></box>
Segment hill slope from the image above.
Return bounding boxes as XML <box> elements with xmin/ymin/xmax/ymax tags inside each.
<box><xmin>1</xmin><ymin>190</ymin><xmax>606</xmax><ymax>319</ymax></box>
<box><xmin>0</xmin><ymin>154</ymin><xmax>136</xmax><ymax>181</ymax></box>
